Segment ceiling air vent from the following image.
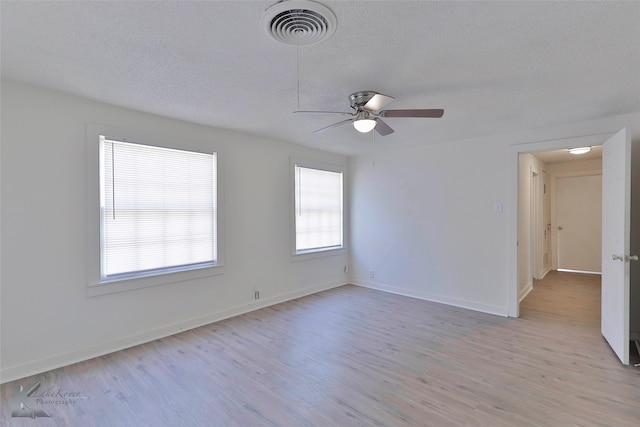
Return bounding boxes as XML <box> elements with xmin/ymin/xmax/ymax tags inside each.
<box><xmin>262</xmin><ymin>0</ymin><xmax>337</xmax><ymax>46</ymax></box>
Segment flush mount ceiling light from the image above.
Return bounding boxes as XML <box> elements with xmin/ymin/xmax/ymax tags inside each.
<box><xmin>568</xmin><ymin>147</ymin><xmax>592</xmax><ymax>155</ymax></box>
<box><xmin>352</xmin><ymin>111</ymin><xmax>377</xmax><ymax>133</ymax></box>
<box><xmin>262</xmin><ymin>0</ymin><xmax>337</xmax><ymax>46</ymax></box>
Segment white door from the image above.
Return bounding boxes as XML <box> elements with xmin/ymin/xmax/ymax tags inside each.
<box><xmin>601</xmin><ymin>128</ymin><xmax>632</xmax><ymax>365</ymax></box>
<box><xmin>543</xmin><ymin>171</ymin><xmax>551</xmax><ymax>272</ymax></box>
<box><xmin>556</xmin><ymin>174</ymin><xmax>602</xmax><ymax>272</ymax></box>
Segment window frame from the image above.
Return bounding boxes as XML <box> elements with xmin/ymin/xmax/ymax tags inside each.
<box><xmin>291</xmin><ymin>158</ymin><xmax>346</xmax><ymax>260</ymax></box>
<box><xmin>86</xmin><ymin>124</ymin><xmax>225</xmax><ymax>296</ymax></box>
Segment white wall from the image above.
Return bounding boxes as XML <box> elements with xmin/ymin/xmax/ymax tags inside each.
<box><xmin>0</xmin><ymin>80</ymin><xmax>349</xmax><ymax>382</ymax></box>
<box><xmin>350</xmin><ymin>137</ymin><xmax>510</xmax><ymax>315</ymax></box>
<box><xmin>351</xmin><ymin>112</ymin><xmax>640</xmax><ymax>317</ymax></box>
<box><xmin>546</xmin><ymin>159</ymin><xmax>602</xmax><ymax>174</ymax></box>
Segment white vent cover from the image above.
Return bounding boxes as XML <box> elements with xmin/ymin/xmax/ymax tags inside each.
<box><xmin>262</xmin><ymin>0</ymin><xmax>337</xmax><ymax>46</ymax></box>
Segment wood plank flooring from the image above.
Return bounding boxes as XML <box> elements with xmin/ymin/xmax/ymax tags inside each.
<box><xmin>2</xmin><ymin>271</ymin><xmax>639</xmax><ymax>426</ymax></box>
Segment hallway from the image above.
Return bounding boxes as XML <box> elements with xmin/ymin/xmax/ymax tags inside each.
<box><xmin>520</xmin><ymin>270</ymin><xmax>639</xmax><ymax>364</ymax></box>
<box><xmin>521</xmin><ymin>270</ymin><xmax>601</xmax><ymax>328</ymax></box>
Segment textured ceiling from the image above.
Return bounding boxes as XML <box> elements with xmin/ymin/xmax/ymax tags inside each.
<box><xmin>2</xmin><ymin>1</ymin><xmax>639</xmax><ymax>156</ymax></box>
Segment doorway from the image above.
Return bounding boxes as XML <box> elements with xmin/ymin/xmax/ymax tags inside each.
<box><xmin>516</xmin><ymin>146</ymin><xmax>603</xmax><ymax>303</ymax></box>
<box><xmin>509</xmin><ymin>130</ymin><xmax>636</xmax><ymax>365</ymax></box>
<box><xmin>508</xmin><ymin>133</ymin><xmax>611</xmax><ymax>318</ymax></box>
<box><xmin>518</xmin><ymin>147</ymin><xmax>603</xmax><ymax>305</ymax></box>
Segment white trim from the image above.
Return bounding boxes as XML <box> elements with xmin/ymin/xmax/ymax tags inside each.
<box><xmin>519</xmin><ymin>281</ymin><xmax>533</xmax><ymax>302</ymax></box>
<box><xmin>557</xmin><ymin>268</ymin><xmax>601</xmax><ymax>275</ymax></box>
<box><xmin>539</xmin><ymin>267</ymin><xmax>551</xmax><ymax>280</ymax></box>
<box><xmin>291</xmin><ymin>247</ymin><xmax>347</xmax><ymax>263</ymax></box>
<box><xmin>87</xmin><ymin>265</ymin><xmax>225</xmax><ymax>297</ymax></box>
<box><xmin>354</xmin><ymin>280</ymin><xmax>508</xmax><ymax>317</ymax></box>
<box><xmin>0</xmin><ymin>279</ymin><xmax>347</xmax><ymax>384</ymax></box>
<box><xmin>531</xmin><ymin>166</ymin><xmax>542</xmax><ymax>280</ymax></box>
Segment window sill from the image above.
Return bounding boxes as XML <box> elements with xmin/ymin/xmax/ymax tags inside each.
<box><xmin>291</xmin><ymin>247</ymin><xmax>346</xmax><ymax>263</ymax></box>
<box><xmin>87</xmin><ymin>264</ymin><xmax>224</xmax><ymax>297</ymax></box>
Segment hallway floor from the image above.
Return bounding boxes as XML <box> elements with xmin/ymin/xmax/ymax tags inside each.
<box><xmin>521</xmin><ymin>270</ymin><xmax>639</xmax><ymax>364</ymax></box>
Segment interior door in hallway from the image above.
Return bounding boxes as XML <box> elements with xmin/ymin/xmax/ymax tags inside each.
<box><xmin>542</xmin><ymin>171</ymin><xmax>551</xmax><ymax>273</ymax></box>
<box><xmin>556</xmin><ymin>174</ymin><xmax>602</xmax><ymax>272</ymax></box>
<box><xmin>601</xmin><ymin>128</ymin><xmax>632</xmax><ymax>365</ymax></box>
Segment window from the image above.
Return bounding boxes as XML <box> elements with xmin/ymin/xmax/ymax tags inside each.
<box><xmin>294</xmin><ymin>162</ymin><xmax>344</xmax><ymax>254</ymax></box>
<box><xmin>87</xmin><ymin>124</ymin><xmax>223</xmax><ymax>296</ymax></box>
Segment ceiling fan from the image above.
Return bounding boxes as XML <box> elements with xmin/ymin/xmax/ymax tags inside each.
<box><xmin>295</xmin><ymin>91</ymin><xmax>444</xmax><ymax>136</ymax></box>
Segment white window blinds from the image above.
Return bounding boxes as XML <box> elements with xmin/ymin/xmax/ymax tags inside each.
<box><xmin>294</xmin><ymin>165</ymin><xmax>343</xmax><ymax>253</ymax></box>
<box><xmin>100</xmin><ymin>136</ymin><xmax>217</xmax><ymax>280</ymax></box>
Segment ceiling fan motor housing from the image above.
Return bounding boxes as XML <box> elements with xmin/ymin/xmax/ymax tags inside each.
<box><xmin>349</xmin><ymin>91</ymin><xmax>378</xmax><ymax>110</ymax></box>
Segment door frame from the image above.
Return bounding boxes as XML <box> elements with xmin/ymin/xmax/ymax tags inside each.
<box><xmin>508</xmin><ymin>133</ymin><xmax>615</xmax><ymax>317</ymax></box>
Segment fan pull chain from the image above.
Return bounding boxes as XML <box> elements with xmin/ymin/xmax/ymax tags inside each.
<box><xmin>372</xmin><ymin>128</ymin><xmax>376</xmax><ymax>152</ymax></box>
<box><xmin>296</xmin><ymin>45</ymin><xmax>300</xmax><ymax>110</ymax></box>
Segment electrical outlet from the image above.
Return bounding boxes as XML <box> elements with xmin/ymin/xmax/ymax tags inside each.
<box><xmin>368</xmin><ymin>270</ymin><xmax>374</xmax><ymax>278</ymax></box>
<box><xmin>254</xmin><ymin>291</ymin><xmax>260</xmax><ymax>300</ymax></box>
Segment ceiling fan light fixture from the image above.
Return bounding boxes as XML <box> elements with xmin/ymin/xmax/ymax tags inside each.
<box><xmin>298</xmin><ymin>91</ymin><xmax>444</xmax><ymax>136</ymax></box>
<box><xmin>568</xmin><ymin>146</ymin><xmax>591</xmax><ymax>155</ymax></box>
<box><xmin>353</xmin><ymin>118</ymin><xmax>376</xmax><ymax>133</ymax></box>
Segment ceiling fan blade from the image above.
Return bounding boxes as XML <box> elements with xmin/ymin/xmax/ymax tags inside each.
<box><xmin>374</xmin><ymin>118</ymin><xmax>394</xmax><ymax>136</ymax></box>
<box><xmin>380</xmin><ymin>109</ymin><xmax>444</xmax><ymax>118</ymax></box>
<box><xmin>294</xmin><ymin>110</ymin><xmax>353</xmax><ymax>115</ymax></box>
<box><xmin>313</xmin><ymin>119</ymin><xmax>353</xmax><ymax>133</ymax></box>
<box><xmin>363</xmin><ymin>93</ymin><xmax>395</xmax><ymax>111</ymax></box>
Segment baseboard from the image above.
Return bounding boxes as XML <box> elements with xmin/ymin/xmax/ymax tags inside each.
<box><xmin>557</xmin><ymin>268</ymin><xmax>601</xmax><ymax>275</ymax></box>
<box><xmin>519</xmin><ymin>281</ymin><xmax>533</xmax><ymax>302</ymax></box>
<box><xmin>0</xmin><ymin>280</ymin><xmax>347</xmax><ymax>384</ymax></box>
<box><xmin>538</xmin><ymin>268</ymin><xmax>551</xmax><ymax>280</ymax></box>
<box><xmin>353</xmin><ymin>280</ymin><xmax>508</xmax><ymax>317</ymax></box>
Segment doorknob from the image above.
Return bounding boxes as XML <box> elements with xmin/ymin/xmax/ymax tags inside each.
<box><xmin>612</xmin><ymin>254</ymin><xmax>638</xmax><ymax>262</ymax></box>
<box><xmin>557</xmin><ymin>226</ymin><xmax>563</xmax><ymax>231</ymax></box>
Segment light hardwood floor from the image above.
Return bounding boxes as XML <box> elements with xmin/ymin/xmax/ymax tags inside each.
<box><xmin>2</xmin><ymin>271</ymin><xmax>639</xmax><ymax>426</ymax></box>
